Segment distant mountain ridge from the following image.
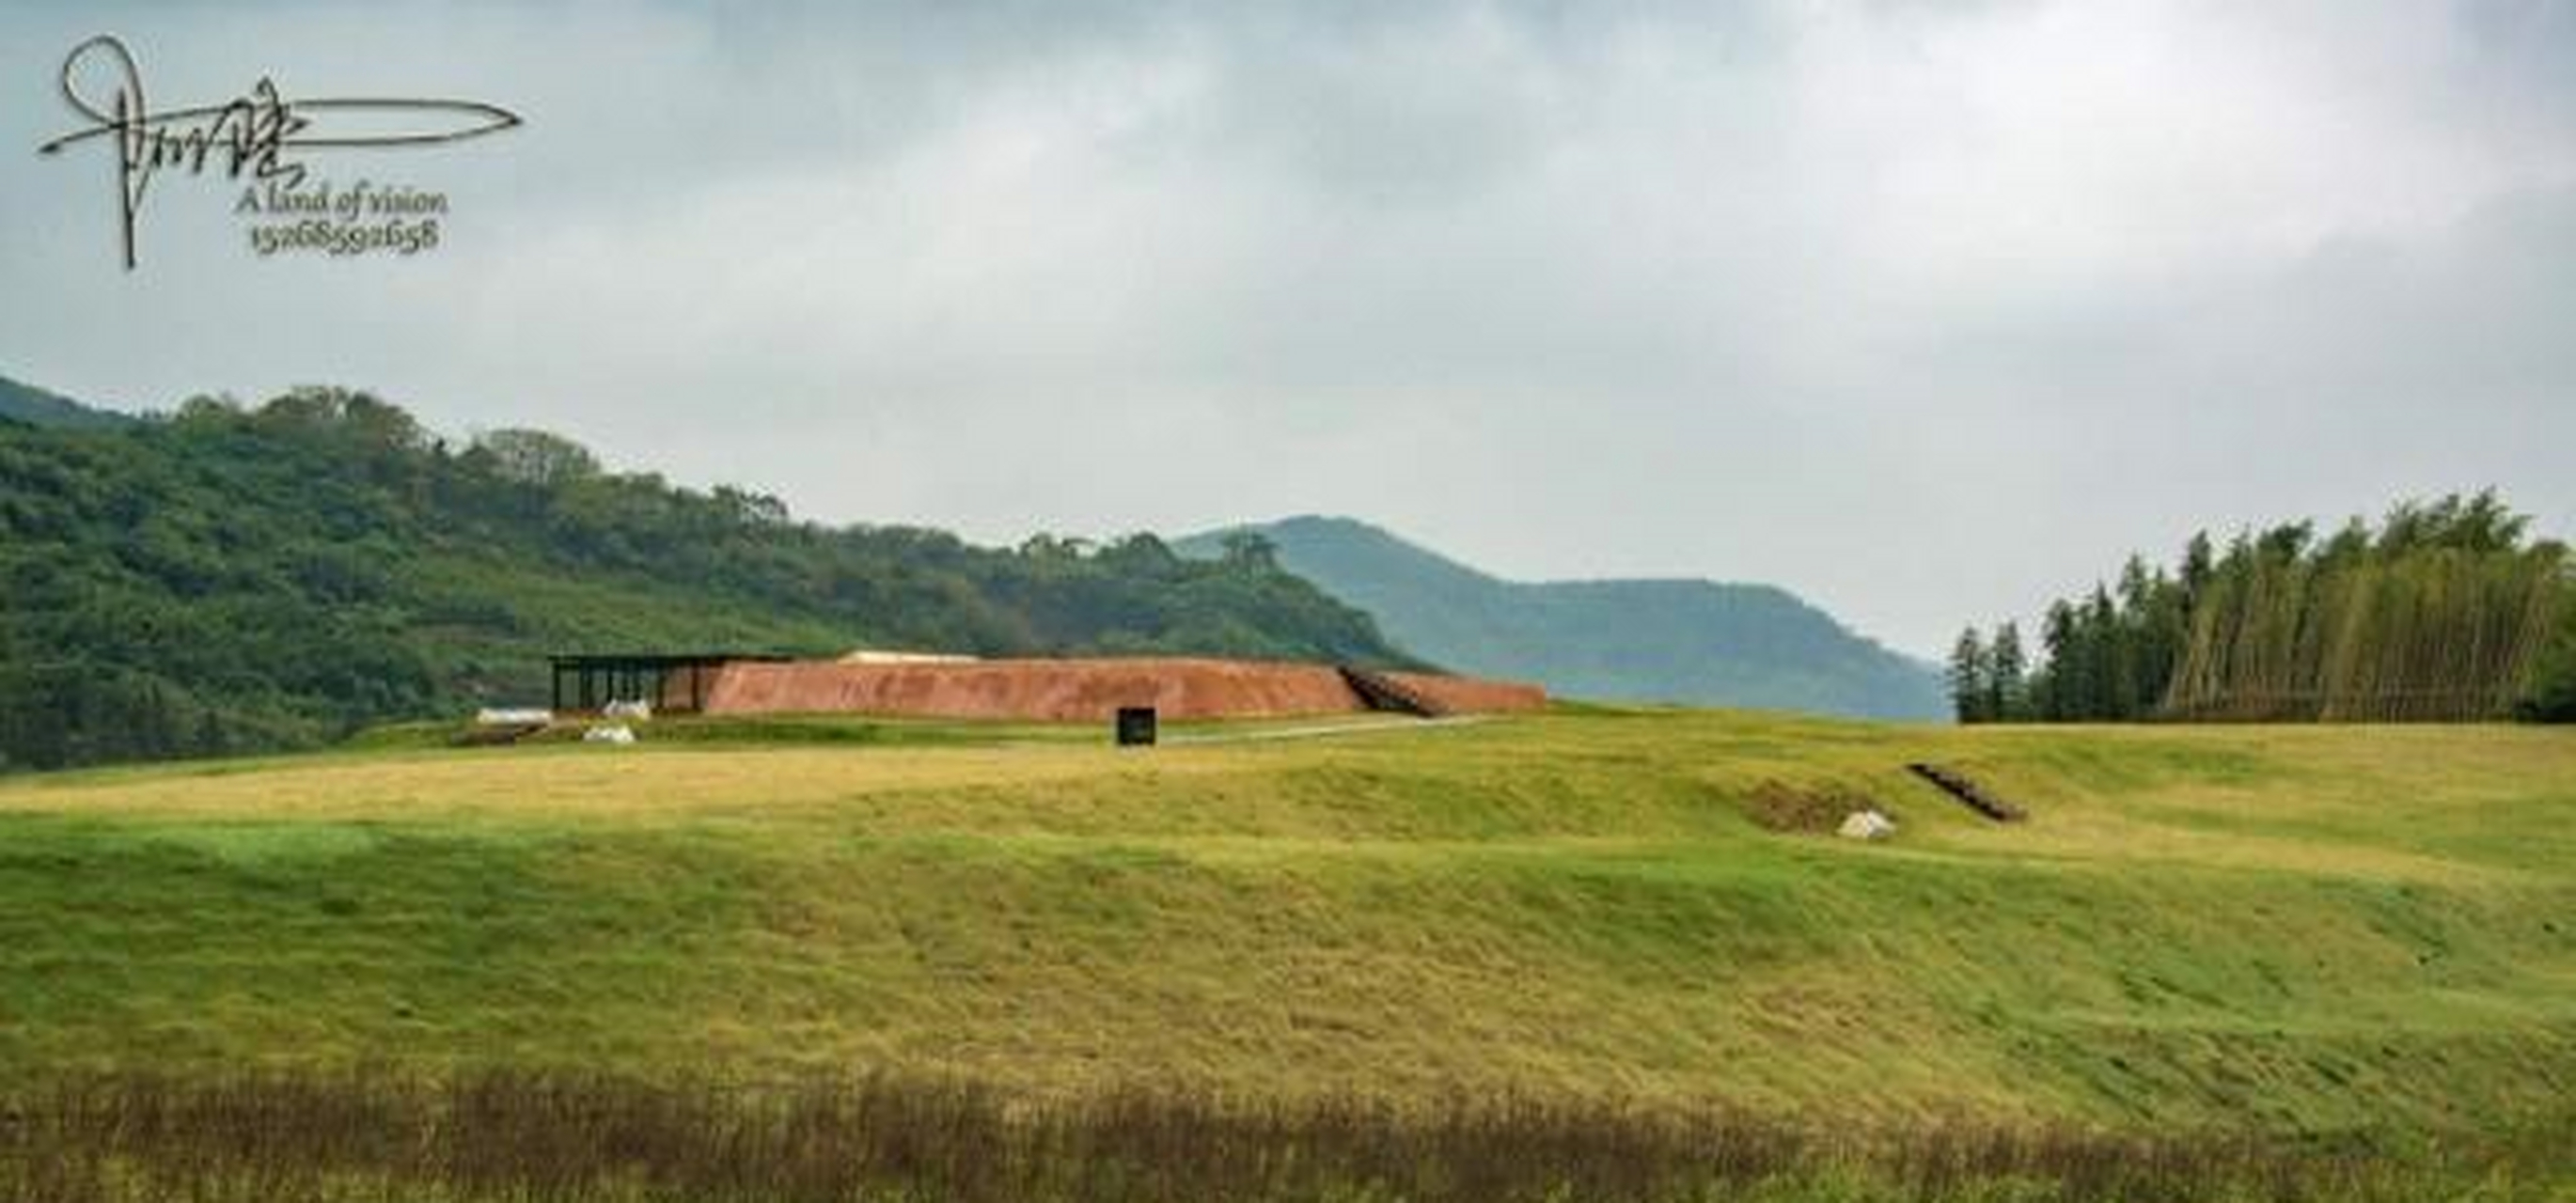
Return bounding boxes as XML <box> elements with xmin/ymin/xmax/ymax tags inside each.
<box><xmin>0</xmin><ymin>373</ymin><xmax>129</xmax><ymax>430</ymax></box>
<box><xmin>1178</xmin><ymin>516</ymin><xmax>1947</xmax><ymax>720</ymax></box>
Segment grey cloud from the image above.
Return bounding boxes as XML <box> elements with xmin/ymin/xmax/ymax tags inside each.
<box><xmin>1</xmin><ymin>0</ymin><xmax>2569</xmax><ymax>655</ymax></box>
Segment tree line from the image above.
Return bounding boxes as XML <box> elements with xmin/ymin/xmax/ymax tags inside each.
<box><xmin>1951</xmin><ymin>492</ymin><xmax>2575</xmax><ymax>725</ymax></box>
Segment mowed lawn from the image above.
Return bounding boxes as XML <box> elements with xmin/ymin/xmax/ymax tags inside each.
<box><xmin>1</xmin><ymin>708</ymin><xmax>2570</xmax><ymax>1135</ymax></box>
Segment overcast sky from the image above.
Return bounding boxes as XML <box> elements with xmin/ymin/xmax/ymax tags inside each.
<box><xmin>4</xmin><ymin>1</ymin><xmax>2570</xmax><ymax>657</ymax></box>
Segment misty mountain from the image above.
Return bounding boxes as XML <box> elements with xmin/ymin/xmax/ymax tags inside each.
<box><xmin>0</xmin><ymin>373</ymin><xmax>129</xmax><ymax>430</ymax></box>
<box><xmin>1178</xmin><ymin>516</ymin><xmax>1946</xmax><ymax>720</ymax></box>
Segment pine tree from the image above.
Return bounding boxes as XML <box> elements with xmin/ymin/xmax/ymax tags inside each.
<box><xmin>1949</xmin><ymin>627</ymin><xmax>1990</xmax><ymax>724</ymax></box>
<box><xmin>2085</xmin><ymin>586</ymin><xmax>2125</xmax><ymax>719</ymax></box>
<box><xmin>1990</xmin><ymin>622</ymin><xmax>2028</xmax><ymax>722</ymax></box>
<box><xmin>2036</xmin><ymin>602</ymin><xmax>2079</xmax><ymax>720</ymax></box>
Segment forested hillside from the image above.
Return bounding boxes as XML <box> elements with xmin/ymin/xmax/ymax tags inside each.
<box><xmin>1951</xmin><ymin>492</ymin><xmax>2574</xmax><ymax>724</ymax></box>
<box><xmin>0</xmin><ymin>374</ymin><xmax>126</xmax><ymax>430</ymax></box>
<box><xmin>0</xmin><ymin>386</ymin><xmax>1407</xmax><ymax>772</ymax></box>
<box><xmin>1178</xmin><ymin>516</ymin><xmax>1946</xmax><ymax>719</ymax></box>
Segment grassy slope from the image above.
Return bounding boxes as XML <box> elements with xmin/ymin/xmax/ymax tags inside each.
<box><xmin>0</xmin><ymin>711</ymin><xmax>2569</xmax><ymax>1136</ymax></box>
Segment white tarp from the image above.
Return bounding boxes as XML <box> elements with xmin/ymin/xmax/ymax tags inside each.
<box><xmin>1837</xmin><ymin>809</ymin><xmax>1896</xmax><ymax>841</ymax></box>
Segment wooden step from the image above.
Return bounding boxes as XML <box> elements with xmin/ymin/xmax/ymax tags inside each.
<box><xmin>1905</xmin><ymin>762</ymin><xmax>2026</xmax><ymax>822</ymax></box>
<box><xmin>1338</xmin><ymin>665</ymin><xmax>1448</xmax><ymax>718</ymax></box>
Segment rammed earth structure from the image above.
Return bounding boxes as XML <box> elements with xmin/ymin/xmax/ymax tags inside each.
<box><xmin>550</xmin><ymin>652</ymin><xmax>1546</xmax><ymax>722</ymax></box>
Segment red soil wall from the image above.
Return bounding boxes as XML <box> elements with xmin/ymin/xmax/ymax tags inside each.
<box><xmin>1385</xmin><ymin>671</ymin><xmax>1548</xmax><ymax>715</ymax></box>
<box><xmin>701</xmin><ymin>657</ymin><xmax>1544</xmax><ymax>722</ymax></box>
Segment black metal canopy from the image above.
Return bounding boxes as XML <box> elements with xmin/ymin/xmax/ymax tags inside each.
<box><xmin>547</xmin><ymin>652</ymin><xmax>793</xmax><ymax>713</ymax></box>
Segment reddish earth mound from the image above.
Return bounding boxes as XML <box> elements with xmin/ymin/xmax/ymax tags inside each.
<box><xmin>702</xmin><ymin>657</ymin><xmax>1544</xmax><ymax>722</ymax></box>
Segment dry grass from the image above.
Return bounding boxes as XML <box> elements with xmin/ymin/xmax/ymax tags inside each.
<box><xmin>1736</xmin><ymin>780</ymin><xmax>1886</xmax><ymax>833</ymax></box>
<box><xmin>6</xmin><ymin>1071</ymin><xmax>2558</xmax><ymax>1203</ymax></box>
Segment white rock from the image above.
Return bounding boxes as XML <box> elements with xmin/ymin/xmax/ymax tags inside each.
<box><xmin>475</xmin><ymin>708</ymin><xmax>553</xmax><ymax>726</ymax></box>
<box><xmin>1837</xmin><ymin>809</ymin><xmax>1896</xmax><ymax>841</ymax></box>
<box><xmin>583</xmin><ymin>724</ymin><xmax>637</xmax><ymax>745</ymax></box>
<box><xmin>602</xmin><ymin>699</ymin><xmax>654</xmax><ymax>721</ymax></box>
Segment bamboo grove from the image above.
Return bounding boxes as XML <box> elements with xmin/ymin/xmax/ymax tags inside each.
<box><xmin>1952</xmin><ymin>493</ymin><xmax>2576</xmax><ymax>725</ymax></box>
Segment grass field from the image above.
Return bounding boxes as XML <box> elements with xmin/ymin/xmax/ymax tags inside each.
<box><xmin>5</xmin><ymin>706</ymin><xmax>2571</xmax><ymax>1144</ymax></box>
<box><xmin>5</xmin><ymin>705</ymin><xmax>2573</xmax><ymax>1197</ymax></box>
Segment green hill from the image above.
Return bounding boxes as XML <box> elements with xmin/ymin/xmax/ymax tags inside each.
<box><xmin>1178</xmin><ymin>516</ymin><xmax>1945</xmax><ymax>720</ymax></box>
<box><xmin>0</xmin><ymin>385</ymin><xmax>1407</xmax><ymax>773</ymax></box>
<box><xmin>1</xmin><ymin>709</ymin><xmax>2568</xmax><ymax>1141</ymax></box>
<box><xmin>0</xmin><ymin>372</ymin><xmax>129</xmax><ymax>430</ymax></box>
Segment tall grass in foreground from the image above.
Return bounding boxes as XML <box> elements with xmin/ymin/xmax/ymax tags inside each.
<box><xmin>1</xmin><ymin>1071</ymin><xmax>2562</xmax><ymax>1203</ymax></box>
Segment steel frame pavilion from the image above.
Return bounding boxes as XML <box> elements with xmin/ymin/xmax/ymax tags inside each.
<box><xmin>546</xmin><ymin>652</ymin><xmax>791</xmax><ymax>714</ymax></box>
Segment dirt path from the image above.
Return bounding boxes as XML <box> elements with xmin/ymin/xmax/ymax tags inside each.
<box><xmin>1160</xmin><ymin>715</ymin><xmax>1496</xmax><ymax>745</ymax></box>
